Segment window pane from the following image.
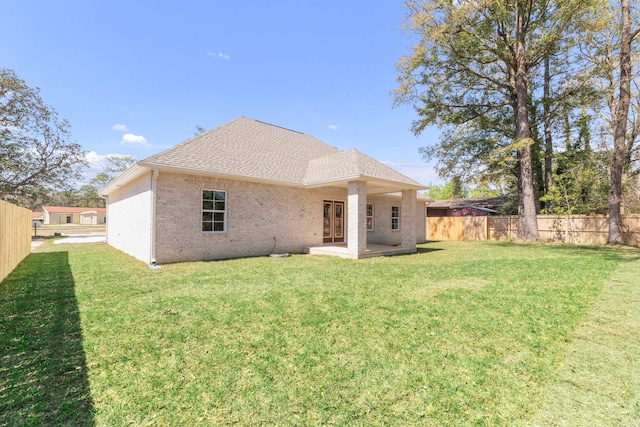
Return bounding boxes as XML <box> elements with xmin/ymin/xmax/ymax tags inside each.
<box><xmin>366</xmin><ymin>204</ymin><xmax>373</xmax><ymax>216</ymax></box>
<box><xmin>203</xmin><ymin>190</ymin><xmax>226</xmax><ymax>233</ymax></box>
<box><xmin>366</xmin><ymin>217</ymin><xmax>373</xmax><ymax>230</ymax></box>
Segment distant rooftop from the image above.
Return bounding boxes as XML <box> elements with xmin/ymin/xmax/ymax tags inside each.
<box><xmin>427</xmin><ymin>197</ymin><xmax>504</xmax><ymax>209</ymax></box>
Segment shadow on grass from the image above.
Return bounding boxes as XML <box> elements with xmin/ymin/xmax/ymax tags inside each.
<box><xmin>0</xmin><ymin>252</ymin><xmax>94</xmax><ymax>426</ymax></box>
<box><xmin>415</xmin><ymin>246</ymin><xmax>445</xmax><ymax>254</ymax></box>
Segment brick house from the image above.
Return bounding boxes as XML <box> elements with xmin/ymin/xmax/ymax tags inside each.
<box><xmin>100</xmin><ymin>117</ymin><xmax>427</xmax><ymax>264</ymax></box>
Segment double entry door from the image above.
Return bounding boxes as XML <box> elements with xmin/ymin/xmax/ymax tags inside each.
<box><xmin>323</xmin><ymin>200</ymin><xmax>344</xmax><ymax>243</ymax></box>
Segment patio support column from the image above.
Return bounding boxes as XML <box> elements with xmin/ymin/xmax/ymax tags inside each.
<box><xmin>347</xmin><ymin>180</ymin><xmax>367</xmax><ymax>259</ymax></box>
<box><xmin>401</xmin><ymin>189</ymin><xmax>417</xmax><ymax>253</ymax></box>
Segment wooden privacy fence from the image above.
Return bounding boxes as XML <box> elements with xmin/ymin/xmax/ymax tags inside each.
<box><xmin>0</xmin><ymin>200</ymin><xmax>32</xmax><ymax>283</ymax></box>
<box><xmin>427</xmin><ymin>214</ymin><xmax>640</xmax><ymax>247</ymax></box>
<box><xmin>427</xmin><ymin>216</ymin><xmax>489</xmax><ymax>241</ymax></box>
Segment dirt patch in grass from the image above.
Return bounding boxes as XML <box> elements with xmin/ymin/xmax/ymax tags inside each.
<box><xmin>530</xmin><ymin>248</ymin><xmax>640</xmax><ymax>426</ymax></box>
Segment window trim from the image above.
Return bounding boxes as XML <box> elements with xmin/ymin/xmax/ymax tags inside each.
<box><xmin>366</xmin><ymin>203</ymin><xmax>374</xmax><ymax>232</ymax></box>
<box><xmin>202</xmin><ymin>189</ymin><xmax>227</xmax><ymax>233</ymax></box>
<box><xmin>391</xmin><ymin>205</ymin><xmax>400</xmax><ymax>231</ymax></box>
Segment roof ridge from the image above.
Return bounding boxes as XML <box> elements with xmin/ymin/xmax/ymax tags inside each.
<box><xmin>251</xmin><ymin>118</ymin><xmax>305</xmax><ymax>135</ymax></box>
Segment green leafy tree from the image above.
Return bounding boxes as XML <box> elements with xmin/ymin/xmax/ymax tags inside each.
<box><xmin>606</xmin><ymin>0</ymin><xmax>638</xmax><ymax>242</ymax></box>
<box><xmin>541</xmin><ymin>113</ymin><xmax>610</xmax><ymax>215</ymax></box>
<box><xmin>89</xmin><ymin>154</ymin><xmax>136</xmax><ymax>191</ymax></box>
<box><xmin>395</xmin><ymin>0</ymin><xmax>601</xmax><ymax>241</ymax></box>
<box><xmin>426</xmin><ymin>178</ymin><xmax>469</xmax><ymax>200</ymax></box>
<box><xmin>76</xmin><ymin>184</ymin><xmax>104</xmax><ymax>207</ymax></box>
<box><xmin>575</xmin><ymin>0</ymin><xmax>640</xmax><ymax>237</ymax></box>
<box><xmin>426</xmin><ymin>177</ymin><xmax>502</xmax><ymax>200</ymax></box>
<box><xmin>0</xmin><ymin>68</ymin><xmax>86</xmax><ymax>204</ymax></box>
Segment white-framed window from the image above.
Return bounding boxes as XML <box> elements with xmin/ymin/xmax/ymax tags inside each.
<box><xmin>366</xmin><ymin>203</ymin><xmax>374</xmax><ymax>231</ymax></box>
<box><xmin>202</xmin><ymin>189</ymin><xmax>227</xmax><ymax>233</ymax></box>
<box><xmin>391</xmin><ymin>206</ymin><xmax>400</xmax><ymax>230</ymax></box>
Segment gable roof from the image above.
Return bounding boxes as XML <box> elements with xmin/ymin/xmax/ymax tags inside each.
<box><xmin>103</xmin><ymin>117</ymin><xmax>424</xmax><ymax>195</ymax></box>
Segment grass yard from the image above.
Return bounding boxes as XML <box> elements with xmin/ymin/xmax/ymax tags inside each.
<box><xmin>1</xmin><ymin>241</ymin><xmax>639</xmax><ymax>426</ymax></box>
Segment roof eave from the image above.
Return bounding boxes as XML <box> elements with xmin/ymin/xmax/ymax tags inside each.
<box><xmin>102</xmin><ymin>164</ymin><xmax>426</xmax><ymax>195</ymax></box>
<box><xmin>304</xmin><ymin>174</ymin><xmax>426</xmax><ymax>191</ymax></box>
<box><xmin>100</xmin><ymin>164</ymin><xmax>151</xmax><ymax>196</ymax></box>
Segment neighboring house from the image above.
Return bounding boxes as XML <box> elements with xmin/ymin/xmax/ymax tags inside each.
<box><xmin>42</xmin><ymin>206</ymin><xmax>107</xmax><ymax>225</ymax></box>
<box><xmin>32</xmin><ymin>211</ymin><xmax>44</xmax><ymax>226</ymax></box>
<box><xmin>426</xmin><ymin>197</ymin><xmax>503</xmax><ymax>217</ymax></box>
<box><xmin>451</xmin><ymin>206</ymin><xmax>498</xmax><ymax>217</ymax></box>
<box><xmin>100</xmin><ymin>117</ymin><xmax>428</xmax><ymax>264</ymax></box>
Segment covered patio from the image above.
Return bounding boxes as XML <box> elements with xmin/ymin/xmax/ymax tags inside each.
<box><xmin>306</xmin><ymin>243</ymin><xmax>414</xmax><ymax>259</ymax></box>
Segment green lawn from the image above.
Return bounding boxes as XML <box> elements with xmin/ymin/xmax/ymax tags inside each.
<box><xmin>1</xmin><ymin>241</ymin><xmax>638</xmax><ymax>426</ymax></box>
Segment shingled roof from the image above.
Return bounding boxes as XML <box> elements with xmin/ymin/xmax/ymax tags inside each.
<box><xmin>140</xmin><ymin>117</ymin><xmax>339</xmax><ymax>184</ymax></box>
<box><xmin>304</xmin><ymin>149</ymin><xmax>422</xmax><ymax>187</ymax></box>
<box><xmin>104</xmin><ymin>117</ymin><xmax>424</xmax><ymax>194</ymax></box>
<box><xmin>426</xmin><ymin>197</ymin><xmax>505</xmax><ymax>209</ymax></box>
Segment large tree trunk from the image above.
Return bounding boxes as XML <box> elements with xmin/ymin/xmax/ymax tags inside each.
<box><xmin>515</xmin><ymin>3</ymin><xmax>539</xmax><ymax>242</ymax></box>
<box><xmin>543</xmin><ymin>54</ymin><xmax>554</xmax><ymax>213</ymax></box>
<box><xmin>608</xmin><ymin>0</ymin><xmax>633</xmax><ymax>245</ymax></box>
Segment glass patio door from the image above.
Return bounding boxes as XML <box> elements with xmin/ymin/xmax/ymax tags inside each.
<box><xmin>323</xmin><ymin>201</ymin><xmax>344</xmax><ymax>243</ymax></box>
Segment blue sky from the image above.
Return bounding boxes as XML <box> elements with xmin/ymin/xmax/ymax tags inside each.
<box><xmin>1</xmin><ymin>0</ymin><xmax>440</xmax><ymax>186</ymax></box>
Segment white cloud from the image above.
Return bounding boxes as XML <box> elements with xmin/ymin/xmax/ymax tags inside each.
<box><xmin>328</xmin><ymin>125</ymin><xmax>339</xmax><ymax>131</ymax></box>
<box><xmin>84</xmin><ymin>150</ymin><xmax>106</xmax><ymax>166</ymax></box>
<box><xmin>79</xmin><ymin>151</ymin><xmax>111</xmax><ymax>184</ymax></box>
<box><xmin>112</xmin><ymin>124</ymin><xmax>130</xmax><ymax>132</ymax></box>
<box><xmin>121</xmin><ymin>133</ymin><xmax>148</xmax><ymax>145</ymax></box>
<box><xmin>207</xmin><ymin>51</ymin><xmax>230</xmax><ymax>60</ymax></box>
<box><xmin>78</xmin><ymin>151</ymin><xmax>131</xmax><ymax>186</ymax></box>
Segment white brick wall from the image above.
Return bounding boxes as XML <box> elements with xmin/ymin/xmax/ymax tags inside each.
<box><xmin>106</xmin><ymin>172</ymin><xmax>153</xmax><ymax>264</ymax></box>
<box><xmin>400</xmin><ymin>190</ymin><xmax>417</xmax><ymax>251</ymax></box>
<box><xmin>347</xmin><ymin>181</ymin><xmax>367</xmax><ymax>258</ymax></box>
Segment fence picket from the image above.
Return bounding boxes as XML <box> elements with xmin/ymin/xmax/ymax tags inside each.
<box><xmin>0</xmin><ymin>200</ymin><xmax>32</xmax><ymax>283</ymax></box>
